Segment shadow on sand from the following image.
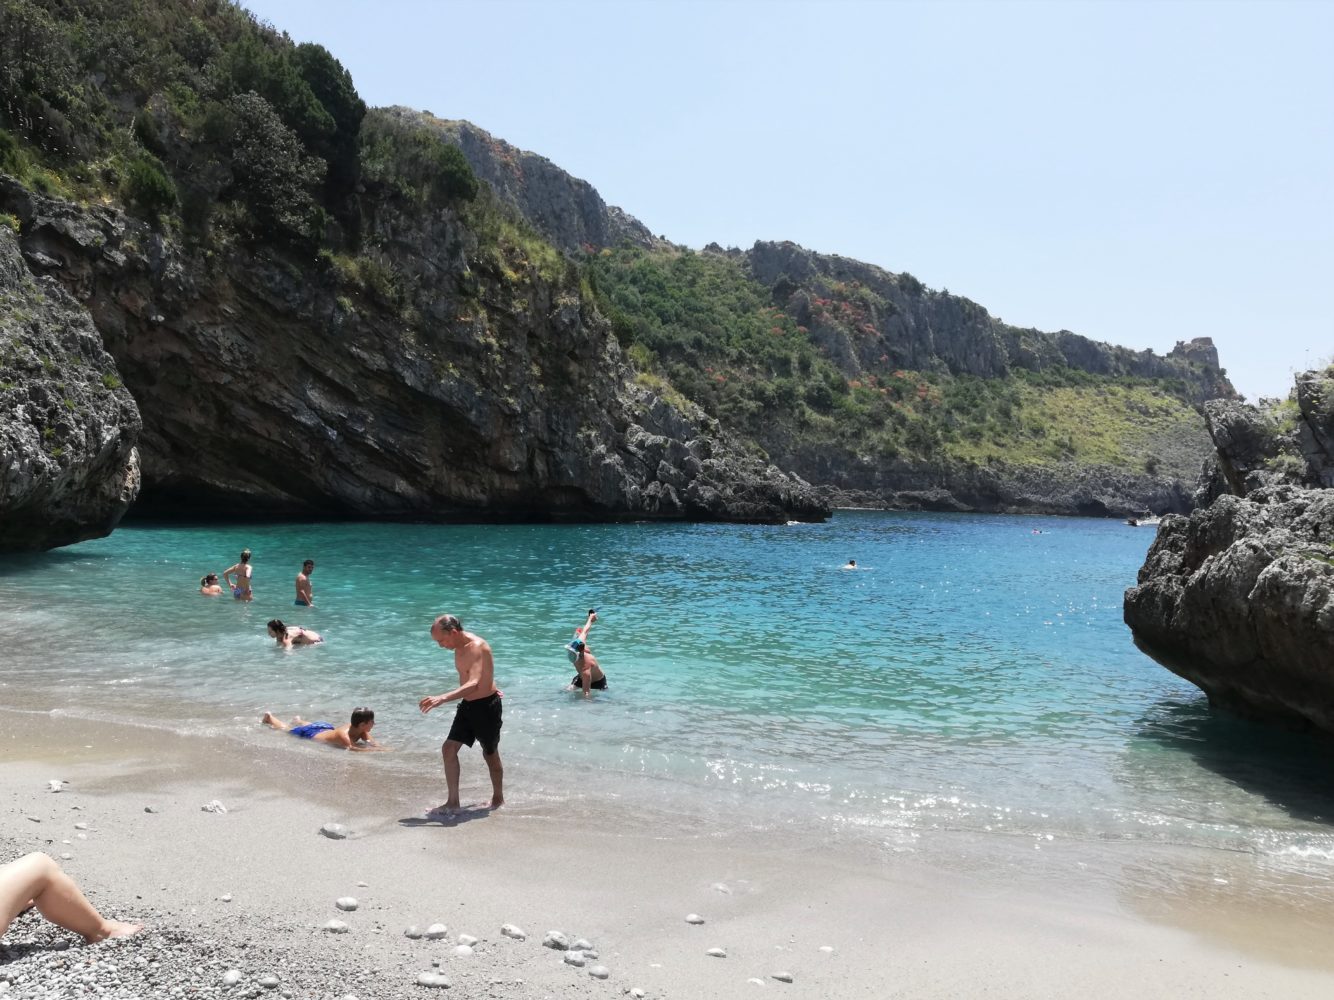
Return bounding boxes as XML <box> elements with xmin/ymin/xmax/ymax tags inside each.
<box><xmin>398</xmin><ymin>806</ymin><xmax>495</xmax><ymax>829</ymax></box>
<box><xmin>1135</xmin><ymin>696</ymin><xmax>1334</xmax><ymax>826</ymax></box>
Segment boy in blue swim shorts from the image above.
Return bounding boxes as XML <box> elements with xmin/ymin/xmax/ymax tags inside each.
<box><xmin>260</xmin><ymin>707</ymin><xmax>385</xmax><ymax>751</ymax></box>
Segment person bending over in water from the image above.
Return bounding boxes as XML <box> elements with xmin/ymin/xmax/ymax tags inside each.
<box><xmin>567</xmin><ymin>639</ymin><xmax>607</xmax><ymax>697</ymax></box>
<box><xmin>419</xmin><ymin>614</ymin><xmax>504</xmax><ymax>811</ymax></box>
<box><xmin>222</xmin><ymin>548</ymin><xmax>253</xmax><ymax>601</ymax></box>
<box><xmin>261</xmin><ymin>707</ymin><xmax>384</xmax><ymax>751</ymax></box>
<box><xmin>199</xmin><ymin>573</ymin><xmax>223</xmax><ymax>596</ymax></box>
<box><xmin>1</xmin><ymin>853</ymin><xmax>141</xmax><ymax>943</ymax></box>
<box><xmin>294</xmin><ymin>559</ymin><xmax>315</xmax><ymax>607</ymax></box>
<box><xmin>267</xmin><ymin>619</ymin><xmax>322</xmax><ymax>647</ymax></box>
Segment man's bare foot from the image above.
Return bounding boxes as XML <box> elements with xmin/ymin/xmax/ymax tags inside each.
<box><xmin>85</xmin><ymin>920</ymin><xmax>142</xmax><ymax>943</ymax></box>
<box><xmin>429</xmin><ymin>801</ymin><xmax>461</xmax><ymax>815</ymax></box>
<box><xmin>489</xmin><ymin>796</ymin><xmax>504</xmax><ymax>809</ymax></box>
<box><xmin>261</xmin><ymin>712</ymin><xmax>277</xmax><ymax>727</ymax></box>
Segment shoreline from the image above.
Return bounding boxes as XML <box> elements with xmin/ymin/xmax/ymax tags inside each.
<box><xmin>4</xmin><ymin>710</ymin><xmax>1334</xmax><ymax>998</ymax></box>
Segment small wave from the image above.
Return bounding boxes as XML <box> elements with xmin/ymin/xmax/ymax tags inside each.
<box><xmin>1269</xmin><ymin>844</ymin><xmax>1334</xmax><ymax>862</ymax></box>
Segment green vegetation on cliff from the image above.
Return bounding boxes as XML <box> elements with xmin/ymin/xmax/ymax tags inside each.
<box><xmin>589</xmin><ymin>246</ymin><xmax>1210</xmax><ymax>480</ymax></box>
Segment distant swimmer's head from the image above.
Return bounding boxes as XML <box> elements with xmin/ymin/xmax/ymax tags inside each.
<box><xmin>201</xmin><ymin>573</ymin><xmax>218</xmax><ymax>587</ymax></box>
<box><xmin>350</xmin><ymin>706</ymin><xmax>374</xmax><ymax>728</ymax></box>
<box><xmin>240</xmin><ymin>548</ymin><xmax>252</xmax><ymax>563</ymax></box>
<box><xmin>267</xmin><ymin>619</ymin><xmax>286</xmax><ymax>639</ymax></box>
<box><xmin>570</xmin><ymin>639</ymin><xmax>586</xmax><ymax>654</ymax></box>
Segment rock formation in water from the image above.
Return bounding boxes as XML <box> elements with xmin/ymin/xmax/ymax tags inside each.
<box><xmin>1125</xmin><ymin>369</ymin><xmax>1334</xmax><ymax>733</ymax></box>
<box><xmin>0</xmin><ymin>224</ymin><xmax>140</xmax><ymax>550</ymax></box>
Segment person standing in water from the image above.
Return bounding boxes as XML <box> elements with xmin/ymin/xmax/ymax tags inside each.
<box><xmin>294</xmin><ymin>559</ymin><xmax>315</xmax><ymax>607</ymax></box>
<box><xmin>567</xmin><ymin>639</ymin><xmax>607</xmax><ymax>697</ymax></box>
<box><xmin>222</xmin><ymin>549</ymin><xmax>253</xmax><ymax>601</ymax></box>
<box><xmin>418</xmin><ymin>614</ymin><xmax>504</xmax><ymax>812</ymax></box>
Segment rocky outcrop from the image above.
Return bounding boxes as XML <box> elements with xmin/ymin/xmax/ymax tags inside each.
<box><xmin>1124</xmin><ymin>486</ymin><xmax>1334</xmax><ymax>733</ymax></box>
<box><xmin>0</xmin><ymin>224</ymin><xmax>140</xmax><ymax>551</ymax></box>
<box><xmin>383</xmin><ymin>109</ymin><xmax>661</xmax><ymax>255</ymax></box>
<box><xmin>1126</xmin><ymin>368</ymin><xmax>1334</xmax><ymax>734</ymax></box>
<box><xmin>0</xmin><ymin>177</ymin><xmax>825</xmax><ymax>527</ymax></box>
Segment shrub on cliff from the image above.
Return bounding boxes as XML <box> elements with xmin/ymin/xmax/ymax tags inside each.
<box><xmin>122</xmin><ymin>151</ymin><xmax>176</xmax><ymax>221</ymax></box>
<box><xmin>360</xmin><ymin>111</ymin><xmax>479</xmax><ymax>207</ymax></box>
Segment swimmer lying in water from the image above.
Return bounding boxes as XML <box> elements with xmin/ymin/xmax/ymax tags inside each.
<box><xmin>267</xmin><ymin>619</ymin><xmax>322</xmax><ymax>647</ymax></box>
<box><xmin>261</xmin><ymin>707</ymin><xmax>386</xmax><ymax>751</ymax></box>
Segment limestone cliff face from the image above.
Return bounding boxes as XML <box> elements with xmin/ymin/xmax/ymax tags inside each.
<box><xmin>0</xmin><ymin>224</ymin><xmax>140</xmax><ymax>551</ymax></box>
<box><xmin>1125</xmin><ymin>368</ymin><xmax>1334</xmax><ymax>734</ymax></box>
<box><xmin>0</xmin><ymin>178</ymin><xmax>825</xmax><ymax>527</ymax></box>
<box><xmin>386</xmin><ymin>109</ymin><xmax>661</xmax><ymax>255</ymax></box>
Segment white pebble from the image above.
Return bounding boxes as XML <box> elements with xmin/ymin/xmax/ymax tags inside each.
<box><xmin>258</xmin><ymin>974</ymin><xmax>279</xmax><ymax>989</ymax></box>
<box><xmin>542</xmin><ymin>930</ymin><xmax>569</xmax><ymax>950</ymax></box>
<box><xmin>48</xmin><ymin>780</ymin><xmax>65</xmax><ymax>792</ymax></box>
<box><xmin>712</xmin><ymin>882</ymin><xmax>731</xmax><ymax>894</ymax></box>
<box><xmin>424</xmin><ymin>923</ymin><xmax>448</xmax><ymax>940</ymax></box>
<box><xmin>584</xmin><ymin>949</ymin><xmax>600</xmax><ymax>959</ymax></box>
<box><xmin>335</xmin><ymin>897</ymin><xmax>359</xmax><ymax>912</ymax></box>
<box><xmin>219</xmin><ymin>894</ymin><xmax>233</xmax><ymax>903</ymax></box>
<box><xmin>404</xmin><ymin>926</ymin><xmax>422</xmax><ymax>939</ymax></box>
<box><xmin>818</xmin><ymin>945</ymin><xmax>834</xmax><ymax>953</ymax></box>
<box><xmin>572</xmin><ymin>937</ymin><xmax>593</xmax><ymax>951</ymax></box>
<box><xmin>416</xmin><ymin>972</ymin><xmax>450</xmax><ymax>988</ymax></box>
<box><xmin>355</xmin><ymin>881</ymin><xmax>369</xmax><ymax>887</ymax></box>
<box><xmin>500</xmin><ymin>923</ymin><xmax>526</xmax><ymax>940</ymax></box>
<box><xmin>706</xmin><ymin>947</ymin><xmax>727</xmax><ymax>958</ymax></box>
<box><xmin>201</xmin><ymin>800</ymin><xmax>228</xmax><ymax>814</ymax></box>
<box><xmin>588</xmin><ymin>965</ymin><xmax>610</xmax><ymax>979</ymax></box>
<box><xmin>630</xmin><ymin>991</ymin><xmax>646</xmax><ymax>999</ymax></box>
<box><xmin>59</xmin><ymin>853</ymin><xmax>72</xmax><ymax>860</ymax></box>
<box><xmin>320</xmin><ymin>823</ymin><xmax>348</xmax><ymax>839</ymax></box>
<box><xmin>222</xmin><ymin>969</ymin><xmax>242</xmax><ymax>986</ymax></box>
<box><xmin>685</xmin><ymin>913</ymin><xmax>705</xmax><ymax>924</ymax></box>
<box><xmin>453</xmin><ymin>945</ymin><xmax>474</xmax><ymax>957</ymax></box>
<box><xmin>324</xmin><ymin>920</ymin><xmax>349</xmax><ymax>934</ymax></box>
<box><xmin>563</xmin><ymin>952</ymin><xmax>586</xmax><ymax>967</ymax></box>
<box><xmin>457</xmin><ymin>934</ymin><xmax>478</xmax><ymax>947</ymax></box>
<box><xmin>747</xmin><ymin>979</ymin><xmax>764</xmax><ymax>986</ymax></box>
<box><xmin>75</xmin><ymin>833</ymin><xmax>86</xmax><ymax>840</ymax></box>
<box><xmin>773</xmin><ymin>971</ymin><xmax>794</xmax><ymax>983</ymax></box>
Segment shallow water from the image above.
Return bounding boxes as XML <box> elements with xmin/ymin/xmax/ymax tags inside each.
<box><xmin>3</xmin><ymin>511</ymin><xmax>1333</xmax><ymax>878</ymax></box>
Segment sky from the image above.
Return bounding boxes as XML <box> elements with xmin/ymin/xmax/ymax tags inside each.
<box><xmin>241</xmin><ymin>0</ymin><xmax>1333</xmax><ymax>402</ymax></box>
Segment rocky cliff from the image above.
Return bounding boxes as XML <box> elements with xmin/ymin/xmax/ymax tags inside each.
<box><xmin>0</xmin><ymin>223</ymin><xmax>140</xmax><ymax>550</ymax></box>
<box><xmin>1125</xmin><ymin>368</ymin><xmax>1334</xmax><ymax>734</ymax></box>
<box><xmin>0</xmin><ymin>176</ymin><xmax>826</xmax><ymax>535</ymax></box>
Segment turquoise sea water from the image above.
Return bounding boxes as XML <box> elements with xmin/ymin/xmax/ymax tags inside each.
<box><xmin>3</xmin><ymin>510</ymin><xmax>1334</xmax><ymax>872</ymax></box>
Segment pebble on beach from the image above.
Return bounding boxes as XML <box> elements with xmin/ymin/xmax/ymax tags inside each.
<box><xmin>201</xmin><ymin>800</ymin><xmax>228</xmax><ymax>814</ymax></box>
<box><xmin>424</xmin><ymin>923</ymin><xmax>448</xmax><ymax>940</ymax></box>
<box><xmin>222</xmin><ymin>969</ymin><xmax>243</xmax><ymax>986</ymax></box>
<box><xmin>630</xmin><ymin>990</ymin><xmax>646</xmax><ymax>998</ymax></box>
<box><xmin>335</xmin><ymin>897</ymin><xmax>359</xmax><ymax>912</ymax></box>
<box><xmin>818</xmin><ymin>945</ymin><xmax>835</xmax><ymax>953</ymax></box>
<box><xmin>542</xmin><ymin>931</ymin><xmax>569</xmax><ymax>950</ymax></box>
<box><xmin>500</xmin><ymin>923</ymin><xmax>526</xmax><ymax>940</ymax></box>
<box><xmin>404</xmin><ymin>926</ymin><xmax>423</xmax><ymax>939</ymax></box>
<box><xmin>453</xmin><ymin>944</ymin><xmax>474</xmax><ymax>957</ymax></box>
<box><xmin>563</xmin><ymin>952</ymin><xmax>586</xmax><ymax>967</ymax></box>
<box><xmin>324</xmin><ymin>920</ymin><xmax>350</xmax><ymax>934</ymax></box>
<box><xmin>457</xmin><ymin>934</ymin><xmax>478</xmax><ymax>947</ymax></box>
<box><xmin>144</xmin><ymin>805</ymin><xmax>159</xmax><ymax>813</ymax></box>
<box><xmin>47</xmin><ymin>780</ymin><xmax>65</xmax><ymax>792</ymax></box>
<box><xmin>73</xmin><ymin>823</ymin><xmax>88</xmax><ymax>831</ymax></box>
<box><xmin>686</xmin><ymin>913</ymin><xmax>705</xmax><ymax>924</ymax></box>
<box><xmin>572</xmin><ymin>937</ymin><xmax>593</xmax><ymax>951</ymax></box>
<box><xmin>220</xmin><ymin>894</ymin><xmax>233</xmax><ymax>903</ymax></box>
<box><xmin>706</xmin><ymin>947</ymin><xmax>727</xmax><ymax>958</ymax></box>
<box><xmin>320</xmin><ymin>823</ymin><xmax>348</xmax><ymax>839</ymax></box>
<box><xmin>712</xmin><ymin>883</ymin><xmax>731</xmax><ymax>894</ymax></box>
<box><xmin>258</xmin><ymin>973</ymin><xmax>279</xmax><ymax>989</ymax></box>
<box><xmin>589</xmin><ymin>965</ymin><xmax>610</xmax><ymax>979</ymax></box>
<box><xmin>416</xmin><ymin>972</ymin><xmax>450</xmax><ymax>988</ymax></box>
<box><xmin>773</xmin><ymin>971</ymin><xmax>795</xmax><ymax>983</ymax></box>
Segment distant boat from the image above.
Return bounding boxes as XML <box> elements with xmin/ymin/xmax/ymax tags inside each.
<box><xmin>1126</xmin><ymin>515</ymin><xmax>1162</xmax><ymax>527</ymax></box>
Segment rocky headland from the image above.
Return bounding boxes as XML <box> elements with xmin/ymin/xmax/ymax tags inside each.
<box><xmin>1125</xmin><ymin>368</ymin><xmax>1334</xmax><ymax>733</ymax></box>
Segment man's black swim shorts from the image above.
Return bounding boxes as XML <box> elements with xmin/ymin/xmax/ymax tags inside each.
<box><xmin>446</xmin><ymin>692</ymin><xmax>503</xmax><ymax>754</ymax></box>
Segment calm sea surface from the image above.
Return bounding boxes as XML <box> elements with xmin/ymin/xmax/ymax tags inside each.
<box><xmin>3</xmin><ymin>511</ymin><xmax>1334</xmax><ymax>874</ymax></box>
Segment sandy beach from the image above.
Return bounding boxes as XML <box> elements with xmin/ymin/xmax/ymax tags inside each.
<box><xmin>3</xmin><ymin>709</ymin><xmax>1334</xmax><ymax>999</ymax></box>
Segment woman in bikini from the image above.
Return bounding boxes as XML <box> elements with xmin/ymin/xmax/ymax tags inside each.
<box><xmin>222</xmin><ymin>548</ymin><xmax>254</xmax><ymax>601</ymax></box>
<box><xmin>199</xmin><ymin>573</ymin><xmax>224</xmax><ymax>596</ymax></box>
<box><xmin>267</xmin><ymin>619</ymin><xmax>323</xmax><ymax>648</ymax></box>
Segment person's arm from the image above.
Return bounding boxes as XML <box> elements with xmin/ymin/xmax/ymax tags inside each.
<box><xmin>577</xmin><ymin>654</ymin><xmax>592</xmax><ymax>698</ymax></box>
<box><xmin>419</xmin><ymin>646</ymin><xmax>490</xmax><ymax>713</ymax></box>
<box><xmin>222</xmin><ymin>564</ymin><xmax>237</xmax><ymax>588</ymax></box>
<box><xmin>278</xmin><ymin>630</ymin><xmax>293</xmax><ymax>649</ymax></box>
<box><xmin>579</xmin><ymin>611</ymin><xmax>597</xmax><ymax>640</ymax></box>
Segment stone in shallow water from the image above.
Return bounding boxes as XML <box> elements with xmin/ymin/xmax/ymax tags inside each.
<box><xmin>500</xmin><ymin>923</ymin><xmax>526</xmax><ymax>940</ymax></box>
<box><xmin>685</xmin><ymin>913</ymin><xmax>704</xmax><ymax>925</ymax></box>
<box><xmin>542</xmin><ymin>931</ymin><xmax>569</xmax><ymax>950</ymax></box>
<box><xmin>335</xmin><ymin>897</ymin><xmax>358</xmax><ymax>912</ymax></box>
<box><xmin>320</xmin><ymin>823</ymin><xmax>348</xmax><ymax>840</ymax></box>
<box><xmin>706</xmin><ymin>947</ymin><xmax>727</xmax><ymax>958</ymax></box>
<box><xmin>324</xmin><ymin>920</ymin><xmax>349</xmax><ymax>934</ymax></box>
<box><xmin>588</xmin><ymin>965</ymin><xmax>610</xmax><ymax>980</ymax></box>
<box><xmin>424</xmin><ymin>924</ymin><xmax>448</xmax><ymax>940</ymax></box>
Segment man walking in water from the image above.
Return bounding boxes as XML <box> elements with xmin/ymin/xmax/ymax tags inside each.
<box><xmin>295</xmin><ymin>559</ymin><xmax>315</xmax><ymax>607</ymax></box>
<box><xmin>418</xmin><ymin>614</ymin><xmax>503</xmax><ymax>811</ymax></box>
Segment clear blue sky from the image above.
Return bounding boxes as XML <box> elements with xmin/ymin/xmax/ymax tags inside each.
<box><xmin>243</xmin><ymin>0</ymin><xmax>1332</xmax><ymax>402</ymax></box>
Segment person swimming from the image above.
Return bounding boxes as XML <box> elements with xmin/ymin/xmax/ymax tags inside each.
<box><xmin>199</xmin><ymin>573</ymin><xmax>223</xmax><ymax>596</ymax></box>
<box><xmin>842</xmin><ymin>559</ymin><xmax>857</xmax><ymax>569</ymax></box>
<box><xmin>267</xmin><ymin>619</ymin><xmax>323</xmax><ymax>648</ymax></box>
<box><xmin>260</xmin><ymin>707</ymin><xmax>383</xmax><ymax>750</ymax></box>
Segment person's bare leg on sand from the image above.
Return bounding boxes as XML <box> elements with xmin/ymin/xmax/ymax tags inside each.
<box><xmin>0</xmin><ymin>853</ymin><xmax>140</xmax><ymax>943</ymax></box>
